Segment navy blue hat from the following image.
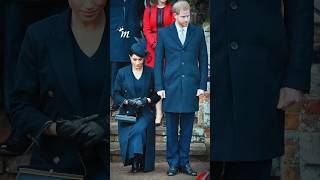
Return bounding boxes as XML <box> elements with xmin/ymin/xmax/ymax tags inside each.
<box><xmin>130</xmin><ymin>42</ymin><xmax>148</xmax><ymax>58</ymax></box>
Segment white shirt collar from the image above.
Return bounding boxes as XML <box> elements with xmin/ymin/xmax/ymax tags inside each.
<box><xmin>175</xmin><ymin>22</ymin><xmax>188</xmax><ymax>33</ymax></box>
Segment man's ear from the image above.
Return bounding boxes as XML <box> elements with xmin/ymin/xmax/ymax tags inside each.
<box><xmin>174</xmin><ymin>13</ymin><xmax>178</xmax><ymax>20</ymax></box>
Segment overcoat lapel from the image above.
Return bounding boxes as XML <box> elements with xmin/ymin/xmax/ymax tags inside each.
<box><xmin>49</xmin><ymin>10</ymin><xmax>83</xmax><ymax>114</ymax></box>
<box><xmin>183</xmin><ymin>24</ymin><xmax>195</xmax><ymax>48</ymax></box>
<box><xmin>169</xmin><ymin>23</ymin><xmax>184</xmax><ymax>48</ymax></box>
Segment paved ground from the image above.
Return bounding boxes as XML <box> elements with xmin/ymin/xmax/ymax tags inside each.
<box><xmin>110</xmin><ymin>162</ymin><xmax>210</xmax><ymax>180</ymax></box>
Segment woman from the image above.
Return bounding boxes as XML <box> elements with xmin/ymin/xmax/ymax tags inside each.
<box><xmin>143</xmin><ymin>0</ymin><xmax>175</xmax><ymax>126</ymax></box>
<box><xmin>9</xmin><ymin>0</ymin><xmax>107</xmax><ymax>179</ymax></box>
<box><xmin>113</xmin><ymin>43</ymin><xmax>160</xmax><ymax>173</ymax></box>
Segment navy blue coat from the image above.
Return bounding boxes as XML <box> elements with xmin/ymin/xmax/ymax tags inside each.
<box><xmin>110</xmin><ymin>0</ymin><xmax>145</xmax><ymax>62</ymax></box>
<box><xmin>3</xmin><ymin>0</ymin><xmax>67</xmax><ymax>112</ymax></box>
<box><xmin>113</xmin><ymin>65</ymin><xmax>157</xmax><ymax>172</ymax></box>
<box><xmin>9</xmin><ymin>10</ymin><xmax>108</xmax><ymax>175</ymax></box>
<box><xmin>154</xmin><ymin>23</ymin><xmax>208</xmax><ymax>113</ymax></box>
<box><xmin>211</xmin><ymin>0</ymin><xmax>314</xmax><ymax>161</ymax></box>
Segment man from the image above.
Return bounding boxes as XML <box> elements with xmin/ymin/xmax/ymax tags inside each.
<box><xmin>211</xmin><ymin>0</ymin><xmax>314</xmax><ymax>179</ymax></box>
<box><xmin>109</xmin><ymin>0</ymin><xmax>144</xmax><ymax>90</ymax></box>
<box><xmin>154</xmin><ymin>0</ymin><xmax>208</xmax><ymax>176</ymax></box>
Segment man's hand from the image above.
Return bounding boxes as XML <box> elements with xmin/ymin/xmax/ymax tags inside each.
<box><xmin>196</xmin><ymin>89</ymin><xmax>205</xmax><ymax>96</ymax></box>
<box><xmin>157</xmin><ymin>90</ymin><xmax>166</xmax><ymax>99</ymax></box>
<box><xmin>277</xmin><ymin>87</ymin><xmax>303</xmax><ymax>110</ymax></box>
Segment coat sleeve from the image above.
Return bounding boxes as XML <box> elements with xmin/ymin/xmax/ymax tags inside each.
<box><xmin>281</xmin><ymin>0</ymin><xmax>314</xmax><ymax>92</ymax></box>
<box><xmin>112</xmin><ymin>69</ymin><xmax>126</xmax><ymax>106</ymax></box>
<box><xmin>198</xmin><ymin>28</ymin><xmax>209</xmax><ymax>90</ymax></box>
<box><xmin>148</xmin><ymin>71</ymin><xmax>161</xmax><ymax>105</ymax></box>
<box><xmin>143</xmin><ymin>6</ymin><xmax>157</xmax><ymax>47</ymax></box>
<box><xmin>9</xmin><ymin>27</ymin><xmax>51</xmax><ymax>137</ymax></box>
<box><xmin>154</xmin><ymin>29</ymin><xmax>165</xmax><ymax>91</ymax></box>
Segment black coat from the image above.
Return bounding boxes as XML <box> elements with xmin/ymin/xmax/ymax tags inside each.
<box><xmin>211</xmin><ymin>0</ymin><xmax>314</xmax><ymax>161</ymax></box>
<box><xmin>9</xmin><ymin>10</ymin><xmax>108</xmax><ymax>175</ymax></box>
<box><xmin>3</xmin><ymin>0</ymin><xmax>67</xmax><ymax>112</ymax></box>
<box><xmin>154</xmin><ymin>23</ymin><xmax>208</xmax><ymax>113</ymax></box>
<box><xmin>113</xmin><ymin>65</ymin><xmax>159</xmax><ymax>172</ymax></box>
<box><xmin>109</xmin><ymin>0</ymin><xmax>145</xmax><ymax>62</ymax></box>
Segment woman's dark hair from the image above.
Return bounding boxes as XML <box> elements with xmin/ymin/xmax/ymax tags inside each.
<box><xmin>148</xmin><ymin>0</ymin><xmax>172</xmax><ymax>6</ymax></box>
<box><xmin>129</xmin><ymin>50</ymin><xmax>134</xmax><ymax>57</ymax></box>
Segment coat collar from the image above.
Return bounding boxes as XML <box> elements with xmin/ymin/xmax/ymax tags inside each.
<box><xmin>49</xmin><ymin>10</ymin><xmax>83</xmax><ymax>114</ymax></box>
<box><xmin>126</xmin><ymin>65</ymin><xmax>149</xmax><ymax>98</ymax></box>
<box><xmin>169</xmin><ymin>22</ymin><xmax>195</xmax><ymax>48</ymax></box>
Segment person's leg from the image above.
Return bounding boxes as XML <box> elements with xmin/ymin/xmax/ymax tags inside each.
<box><xmin>155</xmin><ymin>99</ymin><xmax>163</xmax><ymax>125</ymax></box>
<box><xmin>224</xmin><ymin>159</ymin><xmax>272</xmax><ymax>180</ymax></box>
<box><xmin>211</xmin><ymin>161</ymin><xmax>224</xmax><ymax>180</ymax></box>
<box><xmin>127</xmin><ymin>115</ymin><xmax>149</xmax><ymax>160</ymax></box>
<box><xmin>165</xmin><ymin>112</ymin><xmax>180</xmax><ymax>167</ymax></box>
<box><xmin>178</xmin><ymin>113</ymin><xmax>195</xmax><ymax>167</ymax></box>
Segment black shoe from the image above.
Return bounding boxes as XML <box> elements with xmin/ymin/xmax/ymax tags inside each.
<box><xmin>138</xmin><ymin>159</ymin><xmax>144</xmax><ymax>171</ymax></box>
<box><xmin>167</xmin><ymin>165</ymin><xmax>178</xmax><ymax>176</ymax></box>
<box><xmin>131</xmin><ymin>158</ymin><xmax>140</xmax><ymax>173</ymax></box>
<box><xmin>0</xmin><ymin>136</ymin><xmax>31</xmax><ymax>156</ymax></box>
<box><xmin>180</xmin><ymin>164</ymin><xmax>197</xmax><ymax>176</ymax></box>
<box><xmin>155</xmin><ymin>123</ymin><xmax>161</xmax><ymax>127</ymax></box>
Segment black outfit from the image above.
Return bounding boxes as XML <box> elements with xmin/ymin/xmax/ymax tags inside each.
<box><xmin>0</xmin><ymin>0</ymin><xmax>68</xmax><ymax>156</ymax></box>
<box><xmin>113</xmin><ymin>65</ymin><xmax>160</xmax><ymax>172</ymax></box>
<box><xmin>9</xmin><ymin>10</ymin><xmax>108</xmax><ymax>179</ymax></box>
<box><xmin>211</xmin><ymin>0</ymin><xmax>313</xmax><ymax>179</ymax></box>
<box><xmin>157</xmin><ymin>8</ymin><xmax>164</xmax><ymax>28</ymax></box>
<box><xmin>109</xmin><ymin>0</ymin><xmax>145</xmax><ymax>91</ymax></box>
<box><xmin>71</xmin><ymin>26</ymin><xmax>107</xmax><ymax>178</ymax></box>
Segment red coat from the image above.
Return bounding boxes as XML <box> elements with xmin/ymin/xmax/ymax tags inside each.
<box><xmin>143</xmin><ymin>3</ymin><xmax>175</xmax><ymax>67</ymax></box>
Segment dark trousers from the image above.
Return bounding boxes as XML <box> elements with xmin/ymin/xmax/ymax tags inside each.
<box><xmin>211</xmin><ymin>159</ymin><xmax>272</xmax><ymax>180</ymax></box>
<box><xmin>165</xmin><ymin>112</ymin><xmax>194</xmax><ymax>167</ymax></box>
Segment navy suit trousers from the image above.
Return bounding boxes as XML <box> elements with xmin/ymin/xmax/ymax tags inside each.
<box><xmin>165</xmin><ymin>112</ymin><xmax>194</xmax><ymax>167</ymax></box>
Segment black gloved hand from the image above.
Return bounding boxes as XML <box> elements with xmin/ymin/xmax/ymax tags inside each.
<box><xmin>127</xmin><ymin>98</ymin><xmax>140</xmax><ymax>107</ymax></box>
<box><xmin>127</xmin><ymin>97</ymin><xmax>148</xmax><ymax>108</ymax></box>
<box><xmin>76</xmin><ymin>121</ymin><xmax>105</xmax><ymax>147</ymax></box>
<box><xmin>136</xmin><ymin>97</ymin><xmax>148</xmax><ymax>108</ymax></box>
<box><xmin>56</xmin><ymin>114</ymin><xmax>99</xmax><ymax>140</ymax></box>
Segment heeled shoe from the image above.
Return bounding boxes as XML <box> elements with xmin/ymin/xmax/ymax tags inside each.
<box><xmin>131</xmin><ymin>158</ymin><xmax>140</xmax><ymax>173</ymax></box>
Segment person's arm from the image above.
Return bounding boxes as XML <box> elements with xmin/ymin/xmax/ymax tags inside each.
<box><xmin>9</xmin><ymin>27</ymin><xmax>52</xmax><ymax>138</ymax></box>
<box><xmin>277</xmin><ymin>0</ymin><xmax>313</xmax><ymax>109</ymax></box>
<box><xmin>143</xmin><ymin>6</ymin><xmax>157</xmax><ymax>48</ymax></box>
<box><xmin>198</xmin><ymin>28</ymin><xmax>209</xmax><ymax>91</ymax></box>
<box><xmin>281</xmin><ymin>0</ymin><xmax>313</xmax><ymax>91</ymax></box>
<box><xmin>154</xmin><ymin>29</ymin><xmax>165</xmax><ymax>94</ymax></box>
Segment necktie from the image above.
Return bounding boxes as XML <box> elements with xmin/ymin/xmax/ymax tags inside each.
<box><xmin>179</xmin><ymin>28</ymin><xmax>185</xmax><ymax>45</ymax></box>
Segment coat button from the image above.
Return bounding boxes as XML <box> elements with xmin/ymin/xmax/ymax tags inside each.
<box><xmin>48</xmin><ymin>90</ymin><xmax>55</xmax><ymax>98</ymax></box>
<box><xmin>182</xmin><ymin>62</ymin><xmax>185</xmax><ymax>65</ymax></box>
<box><xmin>181</xmin><ymin>75</ymin><xmax>185</xmax><ymax>78</ymax></box>
<box><xmin>53</xmin><ymin>156</ymin><xmax>60</xmax><ymax>164</ymax></box>
<box><xmin>230</xmin><ymin>1</ymin><xmax>238</xmax><ymax>10</ymax></box>
<box><xmin>230</xmin><ymin>42</ymin><xmax>239</xmax><ymax>50</ymax></box>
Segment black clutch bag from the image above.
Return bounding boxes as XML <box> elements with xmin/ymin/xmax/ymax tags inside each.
<box><xmin>16</xmin><ymin>167</ymin><xmax>84</xmax><ymax>180</ymax></box>
<box><xmin>114</xmin><ymin>114</ymin><xmax>136</xmax><ymax>123</ymax></box>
